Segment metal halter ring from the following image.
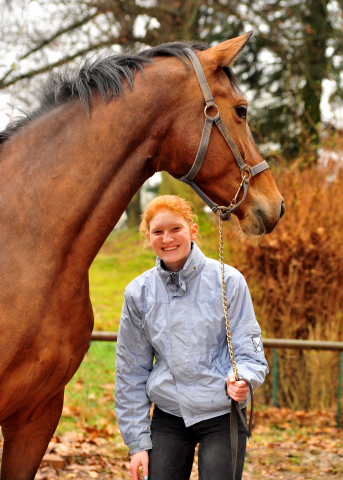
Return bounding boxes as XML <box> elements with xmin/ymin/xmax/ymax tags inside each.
<box><xmin>204</xmin><ymin>104</ymin><xmax>219</xmax><ymax>118</ymax></box>
<box><xmin>241</xmin><ymin>166</ymin><xmax>252</xmax><ymax>180</ymax></box>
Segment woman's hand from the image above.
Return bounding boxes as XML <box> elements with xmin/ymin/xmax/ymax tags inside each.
<box><xmin>226</xmin><ymin>374</ymin><xmax>249</xmax><ymax>402</ymax></box>
<box><xmin>130</xmin><ymin>450</ymin><xmax>149</xmax><ymax>480</ymax></box>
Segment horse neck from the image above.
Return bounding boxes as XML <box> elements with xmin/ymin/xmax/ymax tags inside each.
<box><xmin>2</xmin><ymin>76</ymin><xmax>180</xmax><ymax>278</ymax></box>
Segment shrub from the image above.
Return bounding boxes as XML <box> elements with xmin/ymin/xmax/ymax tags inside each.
<box><xmin>224</xmin><ymin>162</ymin><xmax>343</xmax><ymax>410</ymax></box>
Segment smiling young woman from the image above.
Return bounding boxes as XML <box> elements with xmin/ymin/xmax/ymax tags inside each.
<box><xmin>115</xmin><ymin>195</ymin><xmax>268</xmax><ymax>480</ymax></box>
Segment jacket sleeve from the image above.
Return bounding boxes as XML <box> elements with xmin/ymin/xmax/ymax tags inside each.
<box><xmin>225</xmin><ymin>271</ymin><xmax>269</xmax><ymax>392</ymax></box>
<box><xmin>115</xmin><ymin>289</ymin><xmax>154</xmax><ymax>455</ymax></box>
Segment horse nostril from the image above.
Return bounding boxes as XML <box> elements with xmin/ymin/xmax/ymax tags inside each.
<box><xmin>280</xmin><ymin>200</ymin><xmax>285</xmax><ymax>218</ymax></box>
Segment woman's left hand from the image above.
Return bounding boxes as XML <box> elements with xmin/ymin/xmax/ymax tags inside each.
<box><xmin>226</xmin><ymin>374</ymin><xmax>249</xmax><ymax>402</ymax></box>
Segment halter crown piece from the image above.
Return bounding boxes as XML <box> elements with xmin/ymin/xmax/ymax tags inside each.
<box><xmin>178</xmin><ymin>48</ymin><xmax>269</xmax><ymax>221</ymax></box>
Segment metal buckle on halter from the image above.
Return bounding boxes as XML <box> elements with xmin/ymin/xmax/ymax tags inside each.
<box><xmin>211</xmin><ymin>205</ymin><xmax>231</xmax><ymax>220</ymax></box>
<box><xmin>229</xmin><ymin>168</ymin><xmax>250</xmax><ymax>208</ymax></box>
<box><xmin>241</xmin><ymin>166</ymin><xmax>252</xmax><ymax>181</ymax></box>
<box><xmin>211</xmin><ymin>166</ymin><xmax>251</xmax><ymax>220</ymax></box>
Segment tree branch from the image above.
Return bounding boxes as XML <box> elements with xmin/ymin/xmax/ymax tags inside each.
<box><xmin>0</xmin><ymin>11</ymin><xmax>98</xmax><ymax>86</ymax></box>
<box><xmin>0</xmin><ymin>38</ymin><xmax>120</xmax><ymax>90</ymax></box>
<box><xmin>23</xmin><ymin>12</ymin><xmax>99</xmax><ymax>60</ymax></box>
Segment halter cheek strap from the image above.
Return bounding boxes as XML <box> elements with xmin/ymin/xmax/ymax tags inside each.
<box><xmin>178</xmin><ymin>48</ymin><xmax>269</xmax><ymax>221</ymax></box>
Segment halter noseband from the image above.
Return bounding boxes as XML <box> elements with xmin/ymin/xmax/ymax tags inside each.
<box><xmin>178</xmin><ymin>48</ymin><xmax>269</xmax><ymax>221</ymax></box>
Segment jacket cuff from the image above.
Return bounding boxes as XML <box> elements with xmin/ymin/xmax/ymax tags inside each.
<box><xmin>128</xmin><ymin>435</ymin><xmax>153</xmax><ymax>455</ymax></box>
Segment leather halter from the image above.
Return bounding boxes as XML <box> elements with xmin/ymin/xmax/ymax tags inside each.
<box><xmin>178</xmin><ymin>48</ymin><xmax>269</xmax><ymax>221</ymax></box>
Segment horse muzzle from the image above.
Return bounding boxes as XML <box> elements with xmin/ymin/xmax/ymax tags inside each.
<box><xmin>241</xmin><ymin>199</ymin><xmax>285</xmax><ymax>236</ymax></box>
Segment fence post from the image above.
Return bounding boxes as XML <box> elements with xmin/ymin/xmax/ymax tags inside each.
<box><xmin>337</xmin><ymin>351</ymin><xmax>342</xmax><ymax>428</ymax></box>
<box><xmin>273</xmin><ymin>348</ymin><xmax>278</xmax><ymax>407</ymax></box>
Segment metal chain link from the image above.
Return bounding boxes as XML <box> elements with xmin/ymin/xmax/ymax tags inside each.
<box><xmin>219</xmin><ymin>216</ymin><xmax>239</xmax><ymax>381</ymax></box>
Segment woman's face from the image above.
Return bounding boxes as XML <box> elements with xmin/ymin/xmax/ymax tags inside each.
<box><xmin>148</xmin><ymin>210</ymin><xmax>198</xmax><ymax>272</ymax></box>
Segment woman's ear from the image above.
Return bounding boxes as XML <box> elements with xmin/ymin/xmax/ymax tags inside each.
<box><xmin>191</xmin><ymin>224</ymin><xmax>198</xmax><ymax>241</ymax></box>
<box><xmin>146</xmin><ymin>232</ymin><xmax>152</xmax><ymax>247</ymax></box>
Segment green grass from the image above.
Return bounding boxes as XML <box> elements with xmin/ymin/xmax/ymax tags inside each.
<box><xmin>89</xmin><ymin>228</ymin><xmax>156</xmax><ymax>331</ymax></box>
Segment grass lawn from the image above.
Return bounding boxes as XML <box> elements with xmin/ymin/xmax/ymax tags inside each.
<box><xmin>89</xmin><ymin>228</ymin><xmax>156</xmax><ymax>332</ymax></box>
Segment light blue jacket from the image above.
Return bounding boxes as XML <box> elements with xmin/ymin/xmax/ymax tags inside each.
<box><xmin>115</xmin><ymin>243</ymin><xmax>268</xmax><ymax>455</ymax></box>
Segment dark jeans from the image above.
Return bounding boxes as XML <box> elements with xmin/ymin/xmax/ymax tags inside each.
<box><xmin>148</xmin><ymin>406</ymin><xmax>247</xmax><ymax>480</ymax></box>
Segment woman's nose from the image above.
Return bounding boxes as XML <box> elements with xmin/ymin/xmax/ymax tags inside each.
<box><xmin>163</xmin><ymin>233</ymin><xmax>174</xmax><ymax>244</ymax></box>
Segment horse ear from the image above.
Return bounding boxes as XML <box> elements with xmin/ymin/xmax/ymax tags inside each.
<box><xmin>199</xmin><ymin>31</ymin><xmax>253</xmax><ymax>67</ymax></box>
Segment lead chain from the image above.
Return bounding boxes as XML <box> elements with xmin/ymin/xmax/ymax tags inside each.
<box><xmin>219</xmin><ymin>216</ymin><xmax>239</xmax><ymax>381</ymax></box>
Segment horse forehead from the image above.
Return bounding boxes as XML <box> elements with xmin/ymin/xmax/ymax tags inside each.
<box><xmin>212</xmin><ymin>71</ymin><xmax>245</xmax><ymax>103</ymax></box>
<box><xmin>151</xmin><ymin>54</ymin><xmax>243</xmax><ymax>105</ymax></box>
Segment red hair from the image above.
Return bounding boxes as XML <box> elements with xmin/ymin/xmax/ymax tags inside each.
<box><xmin>140</xmin><ymin>195</ymin><xmax>198</xmax><ymax>247</ymax></box>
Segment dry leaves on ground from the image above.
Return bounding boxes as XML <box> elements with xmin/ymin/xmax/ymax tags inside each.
<box><xmin>0</xmin><ymin>407</ymin><xmax>342</xmax><ymax>479</ymax></box>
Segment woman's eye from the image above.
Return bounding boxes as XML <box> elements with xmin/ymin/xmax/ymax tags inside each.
<box><xmin>235</xmin><ymin>105</ymin><xmax>247</xmax><ymax>119</ymax></box>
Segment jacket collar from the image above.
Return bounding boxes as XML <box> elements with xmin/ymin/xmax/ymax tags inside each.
<box><xmin>156</xmin><ymin>242</ymin><xmax>206</xmax><ymax>290</ymax></box>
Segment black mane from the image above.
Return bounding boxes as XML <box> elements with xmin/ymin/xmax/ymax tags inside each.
<box><xmin>0</xmin><ymin>41</ymin><xmax>241</xmax><ymax>144</ymax></box>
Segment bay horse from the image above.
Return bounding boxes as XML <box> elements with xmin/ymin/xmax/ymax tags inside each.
<box><xmin>0</xmin><ymin>32</ymin><xmax>284</xmax><ymax>479</ymax></box>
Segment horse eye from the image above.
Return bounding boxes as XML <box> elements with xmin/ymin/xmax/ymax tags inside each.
<box><xmin>235</xmin><ymin>105</ymin><xmax>247</xmax><ymax>119</ymax></box>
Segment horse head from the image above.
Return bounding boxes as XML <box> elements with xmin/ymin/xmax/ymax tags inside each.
<box><xmin>159</xmin><ymin>32</ymin><xmax>284</xmax><ymax>237</ymax></box>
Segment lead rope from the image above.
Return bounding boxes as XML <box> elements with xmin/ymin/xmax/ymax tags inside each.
<box><xmin>218</xmin><ymin>216</ymin><xmax>254</xmax><ymax>480</ymax></box>
<box><xmin>219</xmin><ymin>216</ymin><xmax>239</xmax><ymax>380</ymax></box>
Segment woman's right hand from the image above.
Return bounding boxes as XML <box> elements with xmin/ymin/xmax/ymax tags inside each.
<box><xmin>130</xmin><ymin>450</ymin><xmax>149</xmax><ymax>480</ymax></box>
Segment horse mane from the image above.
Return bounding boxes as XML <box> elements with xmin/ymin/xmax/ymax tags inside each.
<box><xmin>0</xmin><ymin>41</ymin><xmax>241</xmax><ymax>144</ymax></box>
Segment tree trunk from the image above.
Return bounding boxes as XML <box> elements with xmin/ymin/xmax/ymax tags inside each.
<box><xmin>126</xmin><ymin>189</ymin><xmax>142</xmax><ymax>228</ymax></box>
<box><xmin>300</xmin><ymin>0</ymin><xmax>331</xmax><ymax>161</ymax></box>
